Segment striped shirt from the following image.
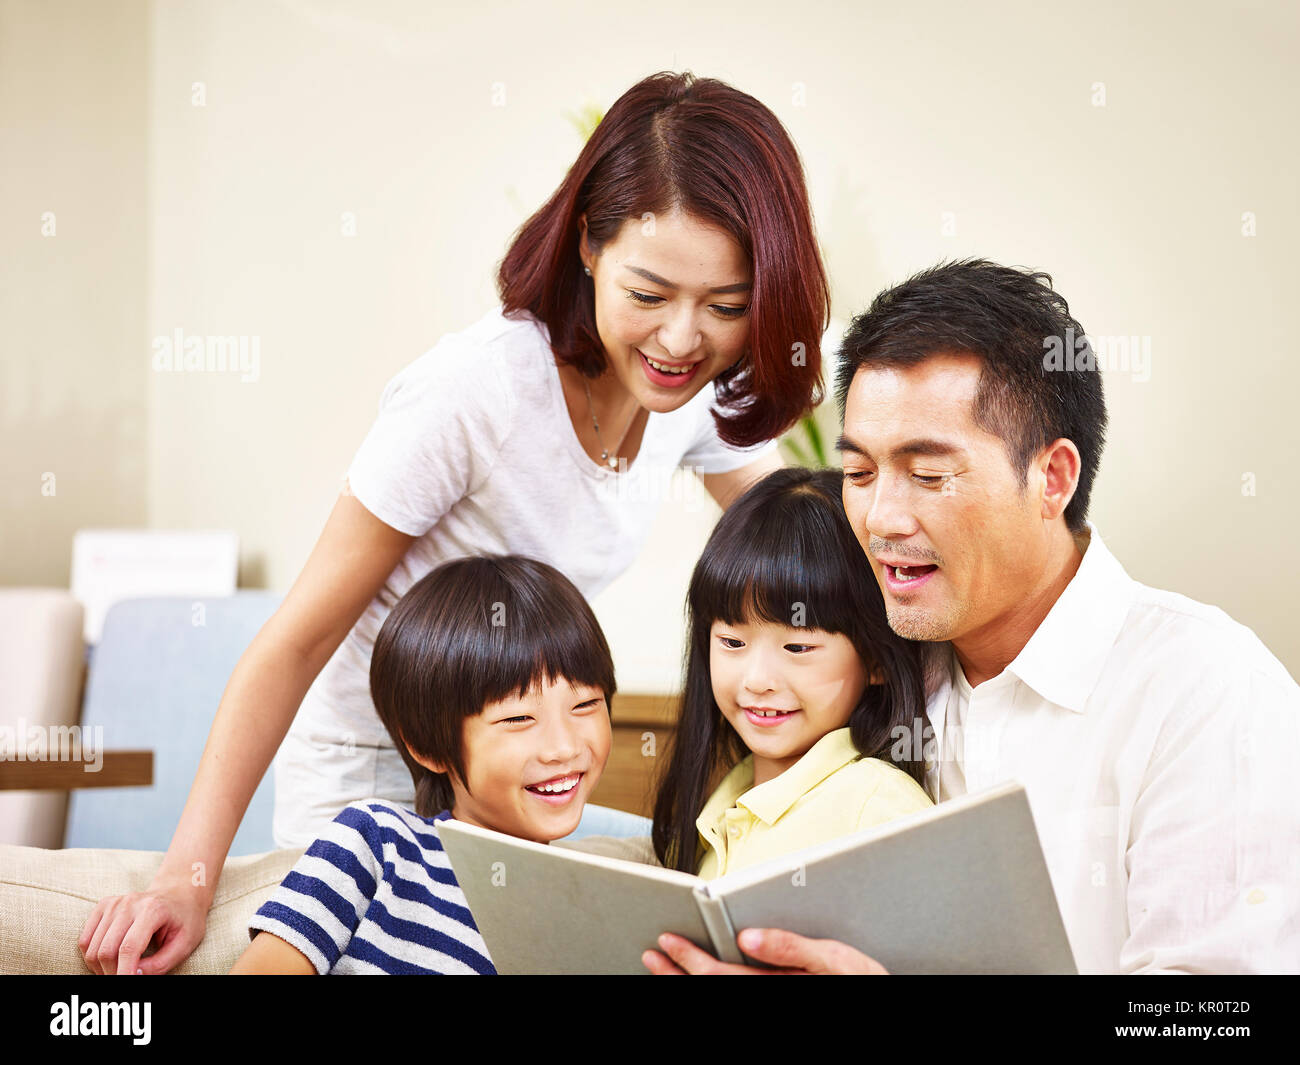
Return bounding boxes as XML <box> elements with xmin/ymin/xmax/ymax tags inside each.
<box><xmin>248</xmin><ymin>800</ymin><xmax>496</xmax><ymax>974</ymax></box>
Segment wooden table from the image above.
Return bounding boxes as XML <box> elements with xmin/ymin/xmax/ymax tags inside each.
<box><xmin>0</xmin><ymin>751</ymin><xmax>153</xmax><ymax>790</ymax></box>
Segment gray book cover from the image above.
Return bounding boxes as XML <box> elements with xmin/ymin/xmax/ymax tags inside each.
<box><xmin>437</xmin><ymin>780</ymin><xmax>1077</xmax><ymax>974</ymax></box>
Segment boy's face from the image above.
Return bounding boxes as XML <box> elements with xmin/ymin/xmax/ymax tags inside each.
<box><xmin>446</xmin><ymin>677</ymin><xmax>613</xmax><ymax>844</ymax></box>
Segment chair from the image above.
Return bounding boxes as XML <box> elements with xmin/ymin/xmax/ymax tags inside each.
<box><xmin>64</xmin><ymin>594</ymin><xmax>281</xmax><ymax>855</ymax></box>
<box><xmin>0</xmin><ymin>589</ymin><xmax>86</xmax><ymax>848</ymax></box>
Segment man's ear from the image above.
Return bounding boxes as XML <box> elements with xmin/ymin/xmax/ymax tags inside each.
<box><xmin>1037</xmin><ymin>438</ymin><xmax>1082</xmax><ymax>522</ymax></box>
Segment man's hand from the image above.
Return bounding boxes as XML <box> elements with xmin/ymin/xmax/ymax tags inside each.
<box><xmin>642</xmin><ymin>929</ymin><xmax>890</xmax><ymax>975</ymax></box>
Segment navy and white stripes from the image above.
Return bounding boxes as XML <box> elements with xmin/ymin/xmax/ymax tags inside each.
<box><xmin>249</xmin><ymin>800</ymin><xmax>496</xmax><ymax>974</ymax></box>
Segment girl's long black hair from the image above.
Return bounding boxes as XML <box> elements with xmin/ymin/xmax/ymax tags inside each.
<box><xmin>651</xmin><ymin>466</ymin><xmax>931</xmax><ymax>872</ymax></box>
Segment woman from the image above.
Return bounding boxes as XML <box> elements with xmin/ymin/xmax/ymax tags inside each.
<box><xmin>78</xmin><ymin>69</ymin><xmax>829</xmax><ymax>974</ymax></box>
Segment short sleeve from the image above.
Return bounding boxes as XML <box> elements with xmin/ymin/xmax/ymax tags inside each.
<box><xmin>347</xmin><ymin>337</ymin><xmax>512</xmax><ymax>536</ymax></box>
<box><xmin>678</xmin><ymin>386</ymin><xmax>781</xmax><ymax>475</ymax></box>
<box><xmin>247</xmin><ymin>802</ymin><xmax>385</xmax><ymax>975</ymax></box>
<box><xmin>854</xmin><ymin>760</ymin><xmax>935</xmax><ymax>832</ymax></box>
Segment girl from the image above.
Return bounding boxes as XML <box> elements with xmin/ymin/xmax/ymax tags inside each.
<box><xmin>653</xmin><ymin>466</ymin><xmax>934</xmax><ymax>876</ymax></box>
<box><xmin>81</xmin><ymin>70</ymin><xmax>828</xmax><ymax>975</ymax></box>
<box><xmin>232</xmin><ymin>554</ymin><xmax>616</xmax><ymax>974</ymax></box>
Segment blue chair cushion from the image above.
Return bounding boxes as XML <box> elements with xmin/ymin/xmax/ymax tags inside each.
<box><xmin>65</xmin><ymin>594</ymin><xmax>281</xmax><ymax>855</ymax></box>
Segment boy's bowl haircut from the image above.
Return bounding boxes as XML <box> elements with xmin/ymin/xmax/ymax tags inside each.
<box><xmin>369</xmin><ymin>555</ymin><xmax>617</xmax><ymax>817</ymax></box>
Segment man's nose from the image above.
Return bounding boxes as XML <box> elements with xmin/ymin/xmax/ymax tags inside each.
<box><xmin>863</xmin><ymin>471</ymin><xmax>918</xmax><ymax>541</ymax></box>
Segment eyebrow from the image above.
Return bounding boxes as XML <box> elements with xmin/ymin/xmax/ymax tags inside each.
<box><xmin>834</xmin><ymin>433</ymin><xmax>966</xmax><ymax>461</ymax></box>
<box><xmin>624</xmin><ymin>265</ymin><xmax>752</xmax><ymax>295</ymax></box>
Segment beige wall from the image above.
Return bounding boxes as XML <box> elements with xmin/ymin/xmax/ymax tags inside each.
<box><xmin>3</xmin><ymin>0</ymin><xmax>1297</xmax><ymax>685</ymax></box>
<box><xmin>0</xmin><ymin>0</ymin><xmax>150</xmax><ymax>586</ymax></box>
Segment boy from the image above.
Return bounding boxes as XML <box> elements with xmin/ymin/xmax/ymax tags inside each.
<box><xmin>230</xmin><ymin>555</ymin><xmax>615</xmax><ymax>974</ymax></box>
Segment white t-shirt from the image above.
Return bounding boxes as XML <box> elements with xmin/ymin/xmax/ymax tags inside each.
<box><xmin>290</xmin><ymin>306</ymin><xmax>777</xmax><ymax>752</ymax></box>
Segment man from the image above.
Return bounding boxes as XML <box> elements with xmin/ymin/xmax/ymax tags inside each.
<box><xmin>644</xmin><ymin>259</ymin><xmax>1300</xmax><ymax>975</ymax></box>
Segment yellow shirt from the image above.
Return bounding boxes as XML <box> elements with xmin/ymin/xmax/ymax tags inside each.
<box><xmin>695</xmin><ymin>727</ymin><xmax>934</xmax><ymax>879</ymax></box>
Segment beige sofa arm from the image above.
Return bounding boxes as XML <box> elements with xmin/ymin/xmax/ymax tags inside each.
<box><xmin>0</xmin><ymin>843</ymin><xmax>305</xmax><ymax>975</ymax></box>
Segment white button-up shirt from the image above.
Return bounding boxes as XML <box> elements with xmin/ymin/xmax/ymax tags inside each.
<box><xmin>921</xmin><ymin>523</ymin><xmax>1300</xmax><ymax>974</ymax></box>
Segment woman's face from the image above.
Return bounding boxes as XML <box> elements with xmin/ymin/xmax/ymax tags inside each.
<box><xmin>579</xmin><ymin>206</ymin><xmax>752</xmax><ymax>413</ymax></box>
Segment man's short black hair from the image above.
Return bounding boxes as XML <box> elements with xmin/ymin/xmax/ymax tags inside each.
<box><xmin>834</xmin><ymin>258</ymin><xmax>1107</xmax><ymax>534</ymax></box>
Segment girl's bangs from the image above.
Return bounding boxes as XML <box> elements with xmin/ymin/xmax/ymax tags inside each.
<box><xmin>692</xmin><ymin>513</ymin><xmax>859</xmax><ymax>634</ymax></box>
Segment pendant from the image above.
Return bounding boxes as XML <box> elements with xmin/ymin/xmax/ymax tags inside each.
<box><xmin>607</xmin><ymin>456</ymin><xmax>618</xmax><ymax>469</ymax></box>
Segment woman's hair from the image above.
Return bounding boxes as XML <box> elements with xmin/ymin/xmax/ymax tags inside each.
<box><xmin>370</xmin><ymin>554</ymin><xmax>616</xmax><ymax>817</ymax></box>
<box><xmin>497</xmin><ymin>70</ymin><xmax>829</xmax><ymax>449</ymax></box>
<box><xmin>651</xmin><ymin>467</ymin><xmax>931</xmax><ymax>872</ymax></box>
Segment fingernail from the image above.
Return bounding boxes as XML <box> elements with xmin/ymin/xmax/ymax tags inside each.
<box><xmin>738</xmin><ymin>929</ymin><xmax>762</xmax><ymax>950</ymax></box>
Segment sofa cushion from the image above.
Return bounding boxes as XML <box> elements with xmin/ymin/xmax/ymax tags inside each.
<box><xmin>0</xmin><ymin>843</ymin><xmax>305</xmax><ymax>975</ymax></box>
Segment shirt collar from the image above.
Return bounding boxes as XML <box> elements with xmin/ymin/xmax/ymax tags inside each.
<box><xmin>695</xmin><ymin>757</ymin><xmax>754</xmax><ymax>843</ymax></box>
<box><xmin>696</xmin><ymin>728</ymin><xmax>863</xmax><ymax>831</ymax></box>
<box><xmin>997</xmin><ymin>522</ymin><xmax>1136</xmax><ymax>713</ymax></box>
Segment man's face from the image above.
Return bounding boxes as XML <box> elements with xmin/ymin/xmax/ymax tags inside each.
<box><xmin>839</xmin><ymin>353</ymin><xmax>1044</xmax><ymax>646</ymax></box>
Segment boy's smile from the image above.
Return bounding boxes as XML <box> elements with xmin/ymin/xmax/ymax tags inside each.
<box><xmin>523</xmin><ymin>771</ymin><xmax>583</xmax><ymax>803</ymax></box>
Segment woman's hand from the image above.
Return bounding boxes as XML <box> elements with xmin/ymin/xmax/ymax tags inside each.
<box><xmin>642</xmin><ymin>929</ymin><xmax>890</xmax><ymax>975</ymax></box>
<box><xmin>78</xmin><ymin>879</ymin><xmax>209</xmax><ymax>975</ymax></box>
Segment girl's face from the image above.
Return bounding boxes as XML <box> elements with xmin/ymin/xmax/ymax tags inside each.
<box><xmin>579</xmin><ymin>206</ymin><xmax>751</xmax><ymax>413</ymax></box>
<box><xmin>440</xmin><ymin>676</ymin><xmax>612</xmax><ymax>844</ymax></box>
<box><xmin>709</xmin><ymin>616</ymin><xmax>869</xmax><ymax>786</ymax></box>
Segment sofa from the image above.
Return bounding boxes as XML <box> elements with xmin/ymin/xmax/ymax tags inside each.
<box><xmin>0</xmin><ymin>802</ymin><xmax>651</xmax><ymax>975</ymax></box>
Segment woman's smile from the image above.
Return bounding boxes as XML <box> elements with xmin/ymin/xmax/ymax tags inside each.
<box><xmin>637</xmin><ymin>348</ymin><xmax>704</xmax><ymax>388</ymax></box>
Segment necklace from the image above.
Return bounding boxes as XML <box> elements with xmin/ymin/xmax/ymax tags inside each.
<box><xmin>582</xmin><ymin>377</ymin><xmax>642</xmax><ymax>470</ymax></box>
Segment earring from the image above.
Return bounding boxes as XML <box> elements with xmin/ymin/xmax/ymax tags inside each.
<box><xmin>583</xmin><ymin>266</ymin><xmax>592</xmax><ymax>276</ymax></box>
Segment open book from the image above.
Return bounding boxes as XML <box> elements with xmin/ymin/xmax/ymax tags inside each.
<box><xmin>437</xmin><ymin>780</ymin><xmax>1077</xmax><ymax>975</ymax></box>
